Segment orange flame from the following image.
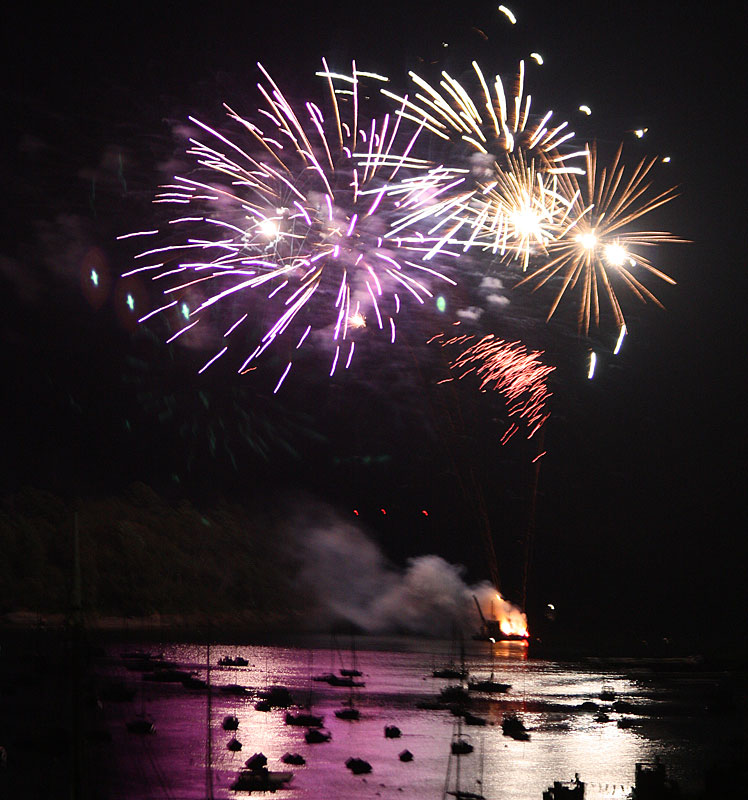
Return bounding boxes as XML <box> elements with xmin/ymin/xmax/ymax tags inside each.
<box><xmin>495</xmin><ymin>592</ymin><xmax>529</xmax><ymax>638</ymax></box>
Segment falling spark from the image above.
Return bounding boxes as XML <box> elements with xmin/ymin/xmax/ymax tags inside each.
<box><xmin>579</xmin><ymin>105</ymin><xmax>592</xmax><ymax>116</ymax></box>
<box><xmin>498</xmin><ymin>5</ymin><xmax>517</xmax><ymax>24</ymax></box>
<box><xmin>613</xmin><ymin>323</ymin><xmax>627</xmax><ymax>355</ymax></box>
<box><xmin>198</xmin><ymin>346</ymin><xmax>228</xmax><ymax>375</ymax></box>
<box><xmin>382</xmin><ymin>61</ymin><xmax>577</xmax><ymax>170</ymax></box>
<box><xmin>116</xmin><ymin>229</ymin><xmax>159</xmax><ymax>240</ymax></box>
<box><xmin>445</xmin><ymin>333</ymin><xmax>554</xmax><ymax>442</ymax></box>
<box><xmin>588</xmin><ymin>351</ymin><xmax>597</xmax><ymax>379</ymax></box>
<box><xmin>530</xmin><ymin>53</ymin><xmax>544</xmax><ymax>65</ymax></box>
<box><xmin>273</xmin><ymin>362</ymin><xmax>293</xmax><ymax>393</ymax></box>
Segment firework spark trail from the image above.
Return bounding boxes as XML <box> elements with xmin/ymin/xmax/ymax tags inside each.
<box><xmin>124</xmin><ymin>62</ymin><xmax>462</xmax><ymax>385</ymax></box>
<box><xmin>125</xmin><ymin>57</ymin><xmax>684</xmax><ymax>383</ymax></box>
<box><xmin>461</xmin><ymin>153</ymin><xmax>578</xmax><ymax>268</ymax></box>
<box><xmin>382</xmin><ymin>61</ymin><xmax>582</xmax><ymax>171</ymax></box>
<box><xmin>515</xmin><ymin>143</ymin><xmax>684</xmax><ymax>332</ymax></box>
<box><xmin>379</xmin><ymin>62</ymin><xmax>586</xmax><ymax>263</ymax></box>
<box><xmin>438</xmin><ymin>333</ymin><xmax>554</xmax><ymax>443</ymax></box>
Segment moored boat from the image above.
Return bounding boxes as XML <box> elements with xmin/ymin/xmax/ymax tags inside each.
<box><xmin>542</xmin><ymin>774</ymin><xmax>585</xmax><ymax>799</ymax></box>
<box><xmin>334</xmin><ymin>703</ymin><xmax>360</xmax><ymax>721</ymax></box>
<box><xmin>600</xmin><ymin>685</ymin><xmax>616</xmax><ymax>701</ymax></box>
<box><xmin>231</xmin><ymin>752</ymin><xmax>293</xmax><ymax>792</ymax></box>
<box><xmin>468</xmin><ymin>676</ymin><xmax>511</xmax><ymax>693</ymax></box>
<box><xmin>305</xmin><ymin>728</ymin><xmax>332</xmax><ymax>744</ymax></box>
<box><xmin>502</xmin><ymin>712</ymin><xmax>530</xmax><ymax>740</ymax></box>
<box><xmin>312</xmin><ymin>672</ymin><xmax>365</xmax><ymax>687</ymax></box>
<box><xmin>445</xmin><ymin>718</ymin><xmax>484</xmax><ymax>799</ymax></box>
<box><xmin>285</xmin><ymin>710</ymin><xmax>324</xmax><ymax>727</ymax></box>
<box><xmin>219</xmin><ymin>655</ymin><xmax>249</xmax><ymax>667</ymax></box>
<box><xmin>345</xmin><ymin>756</ymin><xmax>372</xmax><ymax>774</ymax></box>
<box><xmin>126</xmin><ymin>716</ymin><xmax>155</xmax><ymax>734</ymax></box>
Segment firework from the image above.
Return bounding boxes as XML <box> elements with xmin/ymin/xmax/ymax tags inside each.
<box><xmin>460</xmin><ymin>153</ymin><xmax>575</xmax><ymax>269</ymax></box>
<box><xmin>378</xmin><ymin>61</ymin><xmax>584</xmax><ymax>264</ymax></box>
<box><xmin>122</xmin><ymin>62</ymin><xmax>460</xmax><ymax>388</ymax></box>
<box><xmin>382</xmin><ymin>60</ymin><xmax>582</xmax><ymax>172</ymax></box>
<box><xmin>439</xmin><ymin>333</ymin><xmax>554</xmax><ymax>444</ymax></box>
<box><xmin>515</xmin><ymin>143</ymin><xmax>683</xmax><ymax>332</ymax></box>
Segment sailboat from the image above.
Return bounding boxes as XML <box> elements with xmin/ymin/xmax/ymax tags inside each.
<box><xmin>230</xmin><ymin>753</ymin><xmax>294</xmax><ymax>792</ymax></box>
<box><xmin>205</xmin><ymin>643</ymin><xmax>214</xmax><ymax>800</ymax></box>
<box><xmin>334</xmin><ymin>693</ymin><xmax>360</xmax><ymax>721</ymax></box>
<box><xmin>468</xmin><ymin>642</ymin><xmax>511</xmax><ymax>694</ymax></box>
<box><xmin>285</xmin><ymin>709</ymin><xmax>324</xmax><ymax>727</ymax></box>
<box><xmin>433</xmin><ymin>624</ymin><xmax>468</xmax><ymax>679</ymax></box>
<box><xmin>443</xmin><ymin>719</ymin><xmax>485</xmax><ymax>800</ymax></box>
<box><xmin>313</xmin><ymin>632</ymin><xmax>365</xmax><ymax>687</ymax></box>
<box><xmin>339</xmin><ymin>632</ymin><xmax>363</xmax><ymax>677</ymax></box>
<box><xmin>286</xmin><ymin>650</ymin><xmax>325</xmax><ymax>727</ymax></box>
<box><xmin>334</xmin><ymin>643</ymin><xmax>361</xmax><ymax>721</ymax></box>
<box><xmin>439</xmin><ymin>637</ymin><xmax>470</xmax><ymax>706</ymax></box>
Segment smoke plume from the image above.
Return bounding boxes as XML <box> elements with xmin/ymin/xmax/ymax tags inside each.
<box><xmin>287</xmin><ymin>500</ymin><xmax>525</xmax><ymax>637</ymax></box>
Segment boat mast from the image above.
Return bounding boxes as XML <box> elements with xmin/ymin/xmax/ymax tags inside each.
<box><xmin>205</xmin><ymin>642</ymin><xmax>213</xmax><ymax>800</ymax></box>
<box><xmin>71</xmin><ymin>510</ymin><xmax>84</xmax><ymax>800</ymax></box>
<box><xmin>443</xmin><ymin>717</ymin><xmax>464</xmax><ymax>800</ymax></box>
<box><xmin>522</xmin><ymin>429</ymin><xmax>545</xmax><ymax>612</ymax></box>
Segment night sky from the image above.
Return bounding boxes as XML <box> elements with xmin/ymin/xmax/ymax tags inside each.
<box><xmin>2</xmin><ymin>3</ymin><xmax>745</xmax><ymax>649</ymax></box>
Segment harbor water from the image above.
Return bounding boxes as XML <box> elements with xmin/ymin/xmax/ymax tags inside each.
<box><xmin>82</xmin><ymin>635</ymin><xmax>743</xmax><ymax>799</ymax></box>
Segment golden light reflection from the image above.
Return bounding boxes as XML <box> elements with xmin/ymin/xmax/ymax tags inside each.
<box><xmin>492</xmin><ymin>639</ymin><xmax>529</xmax><ymax>661</ymax></box>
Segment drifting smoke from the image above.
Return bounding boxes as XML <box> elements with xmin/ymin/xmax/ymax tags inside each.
<box><xmin>456</xmin><ymin>306</ymin><xmax>485</xmax><ymax>323</ymax></box>
<box><xmin>288</xmin><ymin>501</ymin><xmax>526</xmax><ymax>637</ymax></box>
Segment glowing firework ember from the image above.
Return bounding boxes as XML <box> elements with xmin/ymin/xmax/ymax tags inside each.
<box><xmin>438</xmin><ymin>333</ymin><xmax>554</xmax><ymax>444</ymax></box>
<box><xmin>516</xmin><ymin>144</ymin><xmax>683</xmax><ymax>332</ymax></box>
<box><xmin>122</xmin><ymin>62</ymin><xmax>459</xmax><ymax>387</ymax></box>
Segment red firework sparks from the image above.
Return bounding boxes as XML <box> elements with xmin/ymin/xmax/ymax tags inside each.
<box><xmin>447</xmin><ymin>334</ymin><xmax>554</xmax><ymax>443</ymax></box>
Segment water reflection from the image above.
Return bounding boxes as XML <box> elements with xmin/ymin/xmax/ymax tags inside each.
<box><xmin>94</xmin><ymin>637</ymin><xmax>728</xmax><ymax>799</ymax></box>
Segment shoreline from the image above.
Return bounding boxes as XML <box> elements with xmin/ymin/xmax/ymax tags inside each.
<box><xmin>2</xmin><ymin>612</ymin><xmax>746</xmax><ymax>667</ymax></box>
<box><xmin>0</xmin><ymin>609</ymin><xmax>305</xmax><ymax>644</ymax></box>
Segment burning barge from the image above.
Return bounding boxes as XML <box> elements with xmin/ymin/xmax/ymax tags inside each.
<box><xmin>471</xmin><ymin>594</ymin><xmax>530</xmax><ymax>644</ymax></box>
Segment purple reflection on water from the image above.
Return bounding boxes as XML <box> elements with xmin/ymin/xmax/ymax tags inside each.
<box><xmin>95</xmin><ymin>637</ymin><xmax>736</xmax><ymax>799</ymax></box>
